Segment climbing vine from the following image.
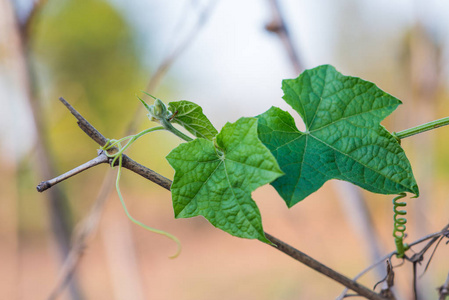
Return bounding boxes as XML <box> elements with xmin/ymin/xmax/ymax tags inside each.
<box><xmin>38</xmin><ymin>64</ymin><xmax>449</xmax><ymax>299</ymax></box>
<box><xmin>99</xmin><ymin>64</ymin><xmax>448</xmax><ymax>257</ymax></box>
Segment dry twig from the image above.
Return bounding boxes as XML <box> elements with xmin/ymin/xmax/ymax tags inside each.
<box><xmin>337</xmin><ymin>225</ymin><xmax>449</xmax><ymax>299</ymax></box>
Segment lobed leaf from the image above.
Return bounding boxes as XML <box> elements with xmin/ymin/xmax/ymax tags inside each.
<box><xmin>167</xmin><ymin>117</ymin><xmax>283</xmax><ymax>243</ymax></box>
<box><xmin>257</xmin><ymin>64</ymin><xmax>419</xmax><ymax>207</ymax></box>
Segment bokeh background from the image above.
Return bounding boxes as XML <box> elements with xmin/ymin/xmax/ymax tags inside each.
<box><xmin>1</xmin><ymin>0</ymin><xmax>449</xmax><ymax>299</ymax></box>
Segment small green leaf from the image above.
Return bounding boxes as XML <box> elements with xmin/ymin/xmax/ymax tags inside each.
<box><xmin>167</xmin><ymin>117</ymin><xmax>283</xmax><ymax>243</ymax></box>
<box><xmin>168</xmin><ymin>100</ymin><xmax>218</xmax><ymax>140</ymax></box>
<box><xmin>257</xmin><ymin>65</ymin><xmax>419</xmax><ymax>207</ymax></box>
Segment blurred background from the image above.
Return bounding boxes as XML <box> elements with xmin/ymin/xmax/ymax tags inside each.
<box><xmin>1</xmin><ymin>0</ymin><xmax>449</xmax><ymax>299</ymax></box>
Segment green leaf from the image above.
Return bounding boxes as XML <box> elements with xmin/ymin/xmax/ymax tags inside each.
<box><xmin>167</xmin><ymin>117</ymin><xmax>283</xmax><ymax>243</ymax></box>
<box><xmin>168</xmin><ymin>100</ymin><xmax>218</xmax><ymax>140</ymax></box>
<box><xmin>257</xmin><ymin>65</ymin><xmax>419</xmax><ymax>207</ymax></box>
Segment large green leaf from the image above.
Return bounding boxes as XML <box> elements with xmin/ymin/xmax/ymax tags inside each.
<box><xmin>168</xmin><ymin>100</ymin><xmax>218</xmax><ymax>140</ymax></box>
<box><xmin>257</xmin><ymin>65</ymin><xmax>419</xmax><ymax>207</ymax></box>
<box><xmin>167</xmin><ymin>117</ymin><xmax>283</xmax><ymax>242</ymax></box>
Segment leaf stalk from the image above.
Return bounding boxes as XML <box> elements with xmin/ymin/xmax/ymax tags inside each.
<box><xmin>394</xmin><ymin>116</ymin><xmax>449</xmax><ymax>140</ymax></box>
<box><xmin>160</xmin><ymin>118</ymin><xmax>193</xmax><ymax>142</ymax></box>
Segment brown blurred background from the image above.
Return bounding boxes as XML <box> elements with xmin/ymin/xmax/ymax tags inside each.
<box><xmin>1</xmin><ymin>0</ymin><xmax>448</xmax><ymax>299</ymax></box>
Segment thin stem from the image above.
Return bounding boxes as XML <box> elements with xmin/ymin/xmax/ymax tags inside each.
<box><xmin>160</xmin><ymin>119</ymin><xmax>193</xmax><ymax>142</ymax></box>
<box><xmin>394</xmin><ymin>116</ymin><xmax>449</xmax><ymax>140</ymax></box>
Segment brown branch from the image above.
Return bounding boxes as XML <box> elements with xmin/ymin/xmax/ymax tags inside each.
<box><xmin>409</xmin><ymin>223</ymin><xmax>449</xmax><ymax>265</ymax></box>
<box><xmin>38</xmin><ymin>98</ymin><xmax>387</xmax><ymax>300</ymax></box>
<box><xmin>264</xmin><ymin>233</ymin><xmax>387</xmax><ymax>300</ymax></box>
<box><xmin>59</xmin><ymin>97</ymin><xmax>109</xmax><ymax>146</ymax></box>
<box><xmin>37</xmin><ymin>151</ymin><xmax>109</xmax><ymax>192</ymax></box>
<box><xmin>121</xmin><ymin>155</ymin><xmax>172</xmax><ymax>190</ymax></box>
<box><xmin>39</xmin><ymin>97</ymin><xmax>171</xmax><ymax>192</ymax></box>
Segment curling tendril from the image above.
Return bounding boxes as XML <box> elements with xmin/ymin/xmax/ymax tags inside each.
<box><xmin>392</xmin><ymin>193</ymin><xmax>409</xmax><ymax>258</ymax></box>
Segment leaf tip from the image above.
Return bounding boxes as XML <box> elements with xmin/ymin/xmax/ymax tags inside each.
<box><xmin>411</xmin><ymin>185</ymin><xmax>420</xmax><ymax>198</ymax></box>
<box><xmin>259</xmin><ymin>234</ymin><xmax>275</xmax><ymax>246</ymax></box>
<box><xmin>137</xmin><ymin>95</ymin><xmax>152</xmax><ymax>113</ymax></box>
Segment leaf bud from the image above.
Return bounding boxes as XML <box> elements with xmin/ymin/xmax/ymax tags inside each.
<box><xmin>147</xmin><ymin>99</ymin><xmax>169</xmax><ymax>122</ymax></box>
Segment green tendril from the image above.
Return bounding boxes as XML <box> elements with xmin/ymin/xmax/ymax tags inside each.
<box><xmin>100</xmin><ymin>127</ymin><xmax>182</xmax><ymax>258</ymax></box>
<box><xmin>115</xmin><ymin>155</ymin><xmax>181</xmax><ymax>258</ymax></box>
<box><xmin>392</xmin><ymin>193</ymin><xmax>409</xmax><ymax>258</ymax></box>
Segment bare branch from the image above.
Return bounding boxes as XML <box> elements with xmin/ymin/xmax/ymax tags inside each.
<box><xmin>41</xmin><ymin>97</ymin><xmax>173</xmax><ymax>191</ymax></box>
<box><xmin>37</xmin><ymin>151</ymin><xmax>108</xmax><ymax>192</ymax></box>
<box><xmin>121</xmin><ymin>155</ymin><xmax>172</xmax><ymax>190</ymax></box>
<box><xmin>409</xmin><ymin>223</ymin><xmax>449</xmax><ymax>265</ymax></box>
<box><xmin>59</xmin><ymin>97</ymin><xmax>109</xmax><ymax>146</ymax></box>
<box><xmin>265</xmin><ymin>233</ymin><xmax>387</xmax><ymax>300</ymax></box>
<box><xmin>39</xmin><ymin>98</ymin><xmax>388</xmax><ymax>300</ymax></box>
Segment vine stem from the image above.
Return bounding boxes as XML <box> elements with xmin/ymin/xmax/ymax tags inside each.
<box><xmin>394</xmin><ymin>116</ymin><xmax>449</xmax><ymax>139</ymax></box>
<box><xmin>160</xmin><ymin>118</ymin><xmax>193</xmax><ymax>142</ymax></box>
